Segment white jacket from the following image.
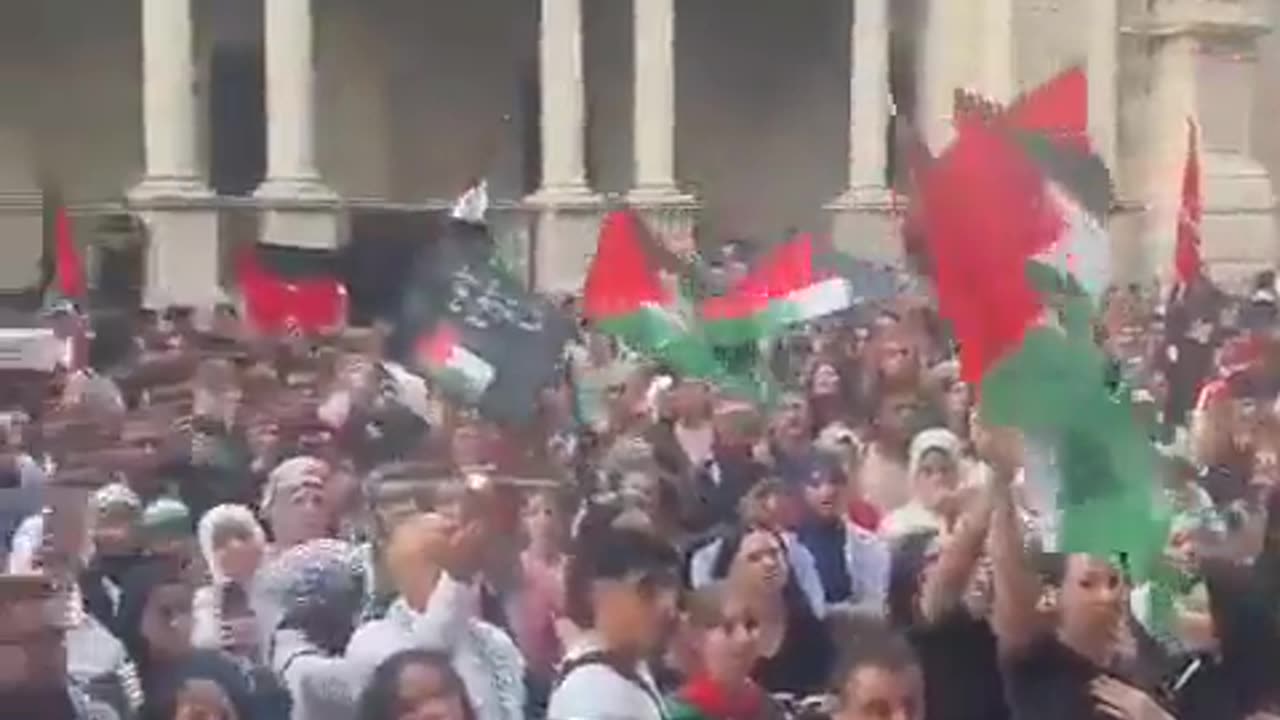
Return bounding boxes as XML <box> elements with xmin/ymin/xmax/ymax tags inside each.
<box><xmin>345</xmin><ymin>575</ymin><xmax>525</xmax><ymax>720</ymax></box>
<box><xmin>547</xmin><ymin>635</ymin><xmax>666</xmax><ymax>720</ymax></box>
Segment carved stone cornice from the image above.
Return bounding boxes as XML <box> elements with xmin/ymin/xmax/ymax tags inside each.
<box><xmin>1120</xmin><ymin>0</ymin><xmax>1270</xmax><ymax>39</ymax></box>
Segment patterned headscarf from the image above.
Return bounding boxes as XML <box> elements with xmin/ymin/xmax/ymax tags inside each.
<box><xmin>261</xmin><ymin>456</ymin><xmax>329</xmax><ymax>513</ymax></box>
<box><xmin>251</xmin><ymin>539</ymin><xmax>365</xmax><ymax>649</ymax></box>
<box><xmin>92</xmin><ymin>482</ymin><xmax>142</xmax><ymax>514</ymax></box>
<box><xmin>197</xmin><ymin>504</ymin><xmax>267</xmax><ymax>583</ymax></box>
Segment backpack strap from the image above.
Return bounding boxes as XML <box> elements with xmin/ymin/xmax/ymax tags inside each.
<box><xmin>555</xmin><ymin>650</ymin><xmax>667</xmax><ymax>718</ymax></box>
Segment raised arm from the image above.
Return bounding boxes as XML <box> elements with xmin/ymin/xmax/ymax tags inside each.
<box><xmin>981</xmin><ymin>428</ymin><xmax>1044</xmax><ymax>656</ymax></box>
<box><xmin>919</xmin><ymin>489</ymin><xmax>992</xmax><ymax>624</ymax></box>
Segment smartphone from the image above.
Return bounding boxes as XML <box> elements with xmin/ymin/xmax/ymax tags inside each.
<box><xmin>221</xmin><ymin>583</ymin><xmax>250</xmax><ymax>620</ymax></box>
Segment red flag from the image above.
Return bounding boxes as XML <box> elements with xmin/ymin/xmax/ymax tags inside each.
<box><xmin>920</xmin><ymin>118</ymin><xmax>1061</xmax><ymax>384</ymax></box>
<box><xmin>1003</xmin><ymin>67</ymin><xmax>1090</xmax><ymax>149</ymax></box>
<box><xmin>582</xmin><ymin>210</ymin><xmax>669</xmax><ymax>321</ymax></box>
<box><xmin>701</xmin><ymin>232</ymin><xmax>818</xmax><ymax>322</ymax></box>
<box><xmin>1175</xmin><ymin>119</ymin><xmax>1202</xmax><ymax>284</ymax></box>
<box><xmin>236</xmin><ymin>245</ymin><xmax>347</xmax><ymax>335</ymax></box>
<box><xmin>53</xmin><ymin>206</ymin><xmax>87</xmax><ymax>300</ymax></box>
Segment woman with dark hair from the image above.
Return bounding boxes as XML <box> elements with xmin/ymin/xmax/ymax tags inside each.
<box><xmin>357</xmin><ymin>649</ymin><xmax>476</xmax><ymax>720</ymax></box>
<box><xmin>1172</xmin><ymin>558</ymin><xmax>1280</xmax><ymax>719</ymax></box>
<box><xmin>116</xmin><ymin>558</ymin><xmax>197</xmax><ymax>701</ymax></box>
<box><xmin>708</xmin><ymin>525</ymin><xmax>833</xmax><ymax>695</ymax></box>
<box><xmin>804</xmin><ymin>357</ymin><xmax>858</xmax><ymax>437</ymax></box>
<box><xmin>884</xmin><ymin>527</ymin><xmax>1010</xmax><ymax>720</ymax></box>
<box><xmin>143</xmin><ymin>650</ymin><xmax>290</xmax><ymax>720</ymax></box>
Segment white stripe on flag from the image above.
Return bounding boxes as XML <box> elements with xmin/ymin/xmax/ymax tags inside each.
<box><xmin>1022</xmin><ymin>436</ymin><xmax>1062</xmax><ymax>552</ymax></box>
<box><xmin>1037</xmin><ymin>183</ymin><xmax>1111</xmax><ymax>303</ymax></box>
<box><xmin>782</xmin><ymin>277</ymin><xmax>854</xmax><ymax>321</ymax></box>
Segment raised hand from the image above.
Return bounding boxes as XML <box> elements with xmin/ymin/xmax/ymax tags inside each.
<box><xmin>1090</xmin><ymin>676</ymin><xmax>1174</xmax><ymax>720</ymax></box>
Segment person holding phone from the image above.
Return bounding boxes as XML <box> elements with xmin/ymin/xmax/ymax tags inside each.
<box><xmin>191</xmin><ymin>504</ymin><xmax>267</xmax><ymax>659</ymax></box>
<box><xmin>346</xmin><ymin>501</ymin><xmax>525</xmax><ymax>720</ymax></box>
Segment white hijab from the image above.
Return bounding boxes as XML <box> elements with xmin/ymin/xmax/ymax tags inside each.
<box><xmin>197</xmin><ymin>503</ymin><xmax>267</xmax><ymax>583</ymax></box>
<box><xmin>907</xmin><ymin>427</ymin><xmax>964</xmax><ymax>481</ymax></box>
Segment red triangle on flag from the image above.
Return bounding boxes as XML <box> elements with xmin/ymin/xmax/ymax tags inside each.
<box><xmin>583</xmin><ymin>210</ymin><xmax>669</xmax><ymax>321</ymax></box>
<box><xmin>418</xmin><ymin>323</ymin><xmax>461</xmax><ymax>368</ymax></box>
<box><xmin>1004</xmin><ymin>67</ymin><xmax>1090</xmax><ymax>151</ymax></box>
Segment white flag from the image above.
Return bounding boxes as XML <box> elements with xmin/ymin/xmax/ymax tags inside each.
<box><xmin>450</xmin><ymin>179</ymin><xmax>489</xmax><ymax>225</ymax></box>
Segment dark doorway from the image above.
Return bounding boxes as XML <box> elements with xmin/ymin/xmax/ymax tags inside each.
<box><xmin>208</xmin><ymin>47</ymin><xmax>266</xmax><ymax>196</ymax></box>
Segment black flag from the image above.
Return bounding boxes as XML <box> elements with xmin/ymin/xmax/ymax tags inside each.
<box><xmin>390</xmin><ymin>221</ymin><xmax>572</xmax><ymax>425</ymax></box>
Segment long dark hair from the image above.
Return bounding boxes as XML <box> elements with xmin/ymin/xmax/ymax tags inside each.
<box><xmin>115</xmin><ymin>558</ymin><xmax>188</xmax><ymax>683</ymax></box>
<box><xmin>708</xmin><ymin>524</ymin><xmax>816</xmax><ymax>624</ymax></box>
<box><xmin>356</xmin><ymin>649</ymin><xmax>475</xmax><ymax>720</ymax></box>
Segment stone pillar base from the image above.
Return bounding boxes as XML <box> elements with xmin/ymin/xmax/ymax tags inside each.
<box><xmin>825</xmin><ymin>187</ymin><xmax>904</xmax><ymax>265</ymax></box>
<box><xmin>127</xmin><ymin>180</ymin><xmax>221</xmax><ymax>309</ymax></box>
<box><xmin>135</xmin><ymin>206</ymin><xmax>222</xmax><ymax>310</ymax></box>
<box><xmin>254</xmin><ymin>179</ymin><xmax>342</xmax><ymax>250</ymax></box>
<box><xmin>1201</xmin><ymin>152</ymin><xmax>1278</xmax><ymax>289</ymax></box>
<box><xmin>0</xmin><ymin>193</ymin><xmax>43</xmax><ymax>293</ymax></box>
<box><xmin>129</xmin><ymin>176</ymin><xmax>211</xmax><ymax>202</ymax></box>
<box><xmin>626</xmin><ymin>187</ymin><xmax>700</xmax><ymax>246</ymax></box>
<box><xmin>526</xmin><ymin>190</ymin><xmax>604</xmax><ymax>294</ymax></box>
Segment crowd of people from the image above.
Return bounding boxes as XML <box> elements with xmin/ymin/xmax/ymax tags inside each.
<box><xmin>2</xmin><ymin>267</ymin><xmax>1280</xmax><ymax>720</ymax></box>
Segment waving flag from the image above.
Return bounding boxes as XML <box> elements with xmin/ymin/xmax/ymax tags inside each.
<box><xmin>699</xmin><ymin>234</ymin><xmax>854</xmax><ymax>346</ymax></box>
<box><xmin>391</xmin><ymin>213</ymin><xmax>572</xmax><ymax>425</ymax></box>
<box><xmin>415</xmin><ymin>322</ymin><xmax>496</xmax><ymax>403</ymax></box>
<box><xmin>40</xmin><ymin>204</ymin><xmax>88</xmax><ymax>310</ymax></box>
<box><xmin>236</xmin><ymin>244</ymin><xmax>348</xmax><ymax>335</ymax></box>
<box><xmin>1175</xmin><ymin>119</ymin><xmax>1203</xmax><ymax>285</ymax></box>
<box><xmin>917</xmin><ymin>67</ymin><xmax>1166</xmax><ymax>576</ymax></box>
<box><xmin>585</xmin><ymin>212</ymin><xmax>716</xmax><ymax>373</ymax></box>
<box><xmin>583</xmin><ymin>210</ymin><xmax>759</xmax><ymax>399</ymax></box>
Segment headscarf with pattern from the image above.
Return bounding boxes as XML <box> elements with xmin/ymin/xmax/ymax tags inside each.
<box><xmin>251</xmin><ymin>539</ymin><xmax>365</xmax><ymax>655</ymax></box>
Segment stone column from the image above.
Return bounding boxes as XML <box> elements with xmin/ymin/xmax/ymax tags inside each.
<box><xmin>630</xmin><ymin>0</ymin><xmax>686</xmax><ymax>200</ymax></box>
<box><xmin>624</xmin><ymin>0</ymin><xmax>696</xmax><ymax>210</ymax></box>
<box><xmin>531</xmin><ymin>0</ymin><xmax>592</xmax><ymax>199</ymax></box>
<box><xmin>127</xmin><ymin>0</ymin><xmax>221</xmax><ymax>309</ymax></box>
<box><xmin>132</xmin><ymin>0</ymin><xmax>206</xmax><ymax>196</ymax></box>
<box><xmin>980</xmin><ymin>0</ymin><xmax>1015</xmax><ymax>102</ymax></box>
<box><xmin>917</xmin><ymin>0</ymin><xmax>966</xmax><ymax>153</ymax></box>
<box><xmin>0</xmin><ymin>9</ymin><xmax>42</xmax><ymax>294</ymax></box>
<box><xmin>1087</xmin><ymin>0</ymin><xmax>1119</xmax><ymax>171</ymax></box>
<box><xmin>255</xmin><ymin>0</ymin><xmax>341</xmax><ymax>250</ymax></box>
<box><xmin>826</xmin><ymin>0</ymin><xmax>899</xmax><ymax>263</ymax></box>
<box><xmin>526</xmin><ymin>0</ymin><xmax>603</xmax><ymax>294</ymax></box>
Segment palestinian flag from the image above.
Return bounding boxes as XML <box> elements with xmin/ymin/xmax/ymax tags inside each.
<box><xmin>40</xmin><ymin>197</ymin><xmax>88</xmax><ymax>310</ymax></box>
<box><xmin>585</xmin><ymin>212</ymin><xmax>715</xmax><ymax>371</ymax></box>
<box><xmin>415</xmin><ymin>322</ymin><xmax>495</xmax><ymax>403</ymax></box>
<box><xmin>917</xmin><ymin>67</ymin><xmax>1167</xmax><ymax>576</ymax></box>
<box><xmin>236</xmin><ymin>244</ymin><xmax>348</xmax><ymax>335</ymax></box>
<box><xmin>699</xmin><ymin>234</ymin><xmax>855</xmax><ymax>346</ymax></box>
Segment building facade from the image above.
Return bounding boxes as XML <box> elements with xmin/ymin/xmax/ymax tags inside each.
<box><xmin>0</xmin><ymin>0</ymin><xmax>1276</xmax><ymax>308</ymax></box>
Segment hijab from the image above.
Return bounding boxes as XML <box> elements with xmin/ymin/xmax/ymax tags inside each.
<box><xmin>252</xmin><ymin>539</ymin><xmax>365</xmax><ymax>656</ymax></box>
<box><xmin>906</xmin><ymin>428</ymin><xmax>963</xmax><ymax>482</ymax></box>
<box><xmin>197</xmin><ymin>503</ymin><xmax>267</xmax><ymax>584</ymax></box>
